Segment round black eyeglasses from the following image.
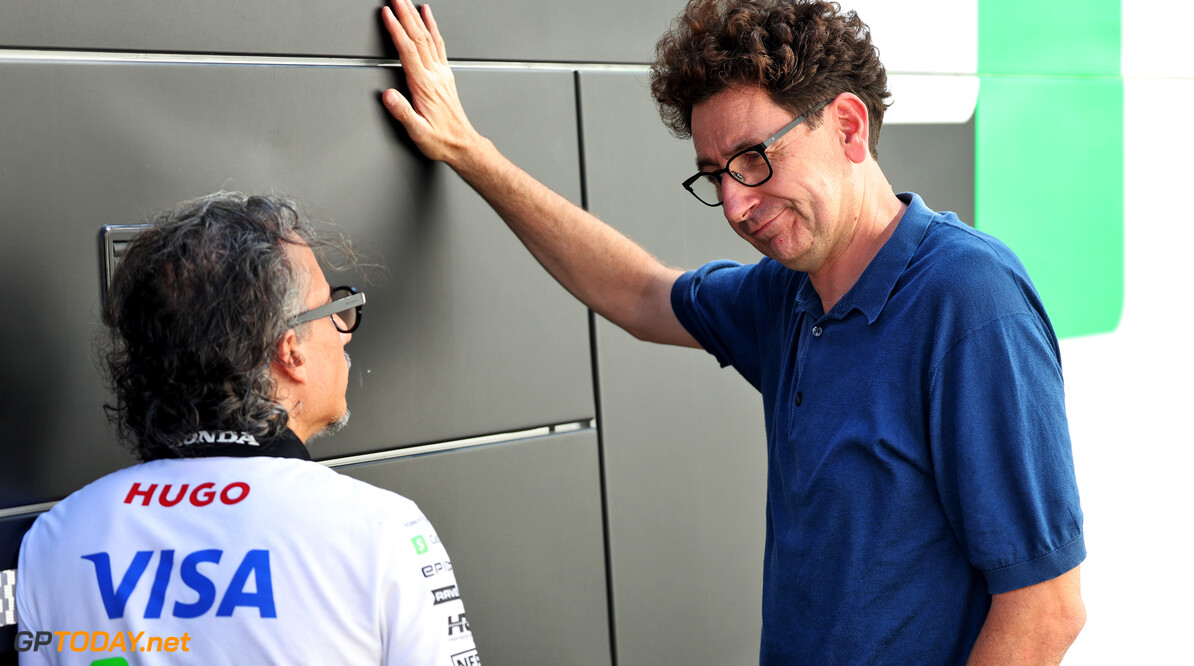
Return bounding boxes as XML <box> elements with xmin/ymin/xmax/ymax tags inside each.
<box><xmin>682</xmin><ymin>99</ymin><xmax>833</xmax><ymax>207</ymax></box>
<box><xmin>289</xmin><ymin>286</ymin><xmax>366</xmax><ymax>334</ymax></box>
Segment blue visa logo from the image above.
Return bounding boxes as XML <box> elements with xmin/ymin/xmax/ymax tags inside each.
<box><xmin>81</xmin><ymin>549</ymin><xmax>275</xmax><ymax>619</ymax></box>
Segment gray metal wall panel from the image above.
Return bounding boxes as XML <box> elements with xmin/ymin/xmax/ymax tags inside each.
<box><xmin>427</xmin><ymin>1</ymin><xmax>687</xmax><ymax>63</ymax></box>
<box><xmin>0</xmin><ymin>0</ymin><xmax>686</xmax><ymax>64</ymax></box>
<box><xmin>878</xmin><ymin>120</ymin><xmax>977</xmax><ymax>225</ymax></box>
<box><xmin>578</xmin><ymin>70</ymin><xmax>769</xmax><ymax>665</ymax></box>
<box><xmin>337</xmin><ymin>430</ymin><xmax>612</xmax><ymax>666</ymax></box>
<box><xmin>0</xmin><ymin>0</ymin><xmax>389</xmax><ymax>57</ymax></box>
<box><xmin>0</xmin><ymin>61</ymin><xmax>593</xmax><ymax>507</ymax></box>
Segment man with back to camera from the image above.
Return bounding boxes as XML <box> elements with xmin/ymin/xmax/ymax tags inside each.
<box><xmin>14</xmin><ymin>192</ymin><xmax>477</xmax><ymax>664</ymax></box>
<box><xmin>380</xmin><ymin>0</ymin><xmax>1085</xmax><ymax>663</ymax></box>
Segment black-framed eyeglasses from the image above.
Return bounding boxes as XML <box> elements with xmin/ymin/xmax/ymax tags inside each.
<box><xmin>682</xmin><ymin>98</ymin><xmax>834</xmax><ymax>207</ymax></box>
<box><xmin>290</xmin><ymin>286</ymin><xmax>366</xmax><ymax>334</ymax></box>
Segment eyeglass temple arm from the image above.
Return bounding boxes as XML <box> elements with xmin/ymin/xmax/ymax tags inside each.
<box><xmin>761</xmin><ymin>98</ymin><xmax>834</xmax><ymax>149</ymax></box>
<box><xmin>289</xmin><ymin>291</ymin><xmax>366</xmax><ymax>326</ymax></box>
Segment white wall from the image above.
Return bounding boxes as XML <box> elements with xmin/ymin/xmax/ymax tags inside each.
<box><xmin>1064</xmin><ymin>1</ymin><xmax>1194</xmax><ymax>660</ymax></box>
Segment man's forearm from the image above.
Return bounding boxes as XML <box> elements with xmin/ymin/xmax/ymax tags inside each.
<box><xmin>967</xmin><ymin>567</ymin><xmax>1086</xmax><ymax>665</ymax></box>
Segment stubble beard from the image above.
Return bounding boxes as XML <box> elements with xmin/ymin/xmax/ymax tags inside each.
<box><xmin>308</xmin><ymin>351</ymin><xmax>352</xmax><ymax>441</ymax></box>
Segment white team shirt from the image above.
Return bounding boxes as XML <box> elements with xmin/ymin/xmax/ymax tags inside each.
<box><xmin>16</xmin><ymin>438</ymin><xmax>478</xmax><ymax>665</ymax></box>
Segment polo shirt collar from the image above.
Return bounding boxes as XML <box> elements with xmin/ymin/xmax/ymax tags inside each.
<box><xmin>795</xmin><ymin>192</ymin><xmax>933</xmax><ymax>323</ymax></box>
<box><xmin>172</xmin><ymin>427</ymin><xmax>312</xmax><ymax>461</ymax></box>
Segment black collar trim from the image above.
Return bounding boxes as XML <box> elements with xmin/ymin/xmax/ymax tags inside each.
<box><xmin>173</xmin><ymin>428</ymin><xmax>311</xmax><ymax>461</ymax></box>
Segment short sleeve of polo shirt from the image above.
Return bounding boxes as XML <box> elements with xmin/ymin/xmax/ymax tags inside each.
<box><xmin>378</xmin><ymin>504</ymin><xmax>477</xmax><ymax>665</ymax></box>
<box><xmin>929</xmin><ymin>310</ymin><xmax>1086</xmax><ymax>594</ymax></box>
<box><xmin>671</xmin><ymin>259</ymin><xmax>776</xmax><ymax>390</ymax></box>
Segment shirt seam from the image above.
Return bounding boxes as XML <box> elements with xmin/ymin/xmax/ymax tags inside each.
<box><xmin>927</xmin><ymin>310</ymin><xmax>1041</xmax><ymax>383</ymax></box>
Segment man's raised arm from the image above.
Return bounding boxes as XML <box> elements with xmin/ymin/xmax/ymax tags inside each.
<box><xmin>379</xmin><ymin>0</ymin><xmax>698</xmax><ymax>348</ymax></box>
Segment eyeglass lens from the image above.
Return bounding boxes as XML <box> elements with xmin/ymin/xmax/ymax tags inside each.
<box><xmin>330</xmin><ymin>286</ymin><xmax>358</xmax><ymax>332</ymax></box>
<box><xmin>690</xmin><ymin>149</ymin><xmax>771</xmax><ymax>205</ymax></box>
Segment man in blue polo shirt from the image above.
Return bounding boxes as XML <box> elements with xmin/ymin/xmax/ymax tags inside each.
<box><xmin>379</xmin><ymin>0</ymin><xmax>1085</xmax><ymax>662</ymax></box>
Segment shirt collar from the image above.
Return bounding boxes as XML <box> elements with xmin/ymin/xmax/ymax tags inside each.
<box><xmin>795</xmin><ymin>192</ymin><xmax>933</xmax><ymax>323</ymax></box>
<box><xmin>171</xmin><ymin>427</ymin><xmax>312</xmax><ymax>461</ymax></box>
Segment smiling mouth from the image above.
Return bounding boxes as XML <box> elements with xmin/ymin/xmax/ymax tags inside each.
<box><xmin>746</xmin><ymin>213</ymin><xmax>781</xmax><ymax>240</ymax></box>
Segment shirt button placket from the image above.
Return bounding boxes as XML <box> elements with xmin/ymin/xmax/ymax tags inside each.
<box><xmin>798</xmin><ymin>323</ymin><xmax>823</xmax><ymax>406</ymax></box>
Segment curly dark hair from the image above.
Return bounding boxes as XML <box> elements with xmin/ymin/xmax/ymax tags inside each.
<box><xmin>650</xmin><ymin>0</ymin><xmax>891</xmax><ymax>158</ymax></box>
<box><xmin>101</xmin><ymin>192</ymin><xmax>344</xmax><ymax>461</ymax></box>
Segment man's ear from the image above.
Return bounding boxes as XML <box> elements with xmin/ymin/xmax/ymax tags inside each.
<box><xmin>832</xmin><ymin>94</ymin><xmax>871</xmax><ymax>165</ymax></box>
<box><xmin>271</xmin><ymin>329</ymin><xmax>307</xmax><ymax>384</ymax></box>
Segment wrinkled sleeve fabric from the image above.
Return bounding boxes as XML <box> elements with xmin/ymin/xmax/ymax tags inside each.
<box><xmin>929</xmin><ymin>311</ymin><xmax>1086</xmax><ymax>594</ymax></box>
<box><xmin>671</xmin><ymin>259</ymin><xmax>773</xmax><ymax>390</ymax></box>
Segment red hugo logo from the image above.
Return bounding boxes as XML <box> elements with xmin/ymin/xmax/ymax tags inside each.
<box><xmin>123</xmin><ymin>482</ymin><xmax>250</xmax><ymax>507</ymax></box>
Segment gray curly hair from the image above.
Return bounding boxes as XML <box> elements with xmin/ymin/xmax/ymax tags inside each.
<box><xmin>101</xmin><ymin>191</ymin><xmax>347</xmax><ymax>460</ymax></box>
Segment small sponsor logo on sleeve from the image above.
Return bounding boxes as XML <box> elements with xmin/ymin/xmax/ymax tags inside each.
<box><xmin>431</xmin><ymin>585</ymin><xmax>460</xmax><ymax>605</ymax></box>
<box><xmin>421</xmin><ymin>561</ymin><xmax>453</xmax><ymax>578</ymax></box>
<box><xmin>411</xmin><ymin>535</ymin><xmax>429</xmax><ymax>555</ymax></box>
<box><xmin>451</xmin><ymin>648</ymin><xmax>481</xmax><ymax>665</ymax></box>
<box><xmin>447</xmin><ymin>613</ymin><xmax>470</xmax><ymax>639</ymax></box>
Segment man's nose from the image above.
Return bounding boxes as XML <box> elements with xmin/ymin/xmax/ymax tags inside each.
<box><xmin>720</xmin><ymin>177</ymin><xmax>759</xmax><ymax>224</ymax></box>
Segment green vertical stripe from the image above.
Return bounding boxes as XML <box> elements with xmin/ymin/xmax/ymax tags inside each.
<box><xmin>979</xmin><ymin>0</ymin><xmax>1121</xmax><ymax>76</ymax></box>
<box><xmin>976</xmin><ymin>0</ymin><xmax>1124</xmax><ymax>339</ymax></box>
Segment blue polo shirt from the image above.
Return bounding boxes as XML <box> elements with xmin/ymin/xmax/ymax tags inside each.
<box><xmin>672</xmin><ymin>193</ymin><xmax>1085</xmax><ymax>664</ymax></box>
